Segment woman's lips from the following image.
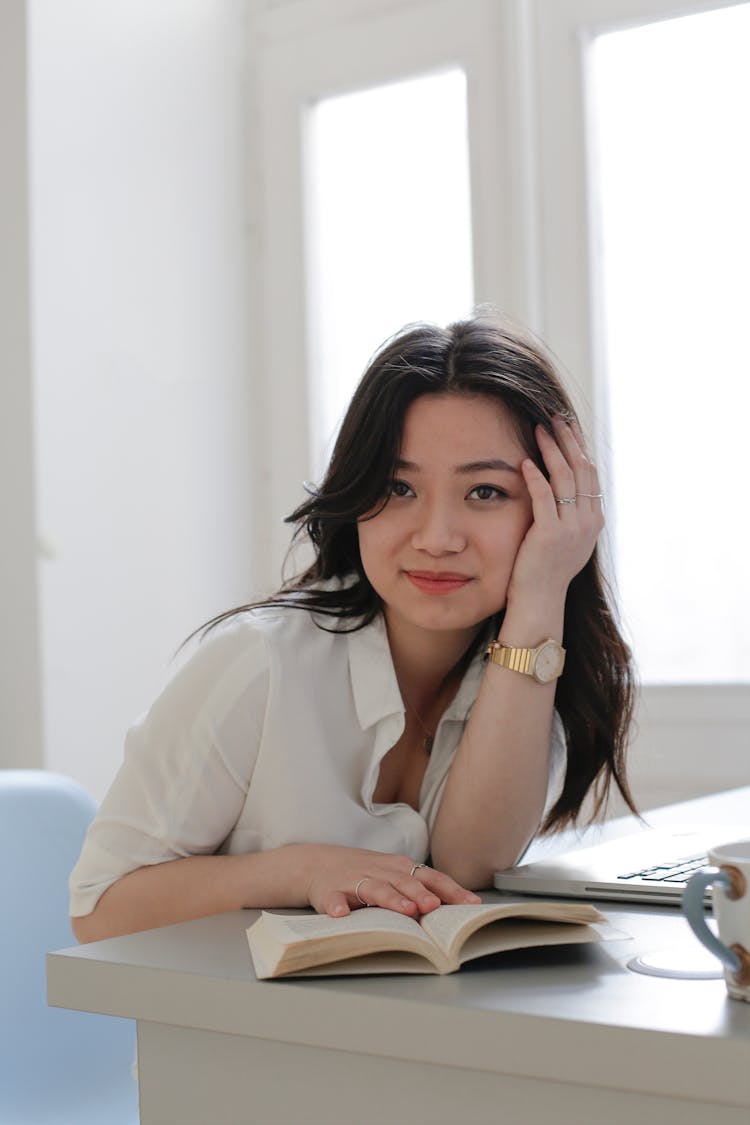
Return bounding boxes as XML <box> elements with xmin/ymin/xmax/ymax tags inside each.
<box><xmin>404</xmin><ymin>571</ymin><xmax>473</xmax><ymax>595</ymax></box>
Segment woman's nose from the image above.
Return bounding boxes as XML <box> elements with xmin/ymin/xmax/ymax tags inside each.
<box><xmin>411</xmin><ymin>501</ymin><xmax>466</xmax><ymax>555</ymax></box>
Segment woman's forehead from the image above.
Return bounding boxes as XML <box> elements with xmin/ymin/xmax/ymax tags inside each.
<box><xmin>398</xmin><ymin>393</ymin><xmax>527</xmax><ymax>463</ymax></box>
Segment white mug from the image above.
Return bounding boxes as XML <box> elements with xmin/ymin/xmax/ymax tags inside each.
<box><xmin>683</xmin><ymin>840</ymin><xmax>750</xmax><ymax>1001</ymax></box>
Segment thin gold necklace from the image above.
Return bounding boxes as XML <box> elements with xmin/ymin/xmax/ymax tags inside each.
<box><xmin>397</xmin><ymin>657</ymin><xmax>468</xmax><ymax>756</ymax></box>
<box><xmin>401</xmin><ymin>689</ymin><xmax>436</xmax><ymax>755</ymax></box>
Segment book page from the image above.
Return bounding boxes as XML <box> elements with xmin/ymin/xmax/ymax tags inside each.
<box><xmin>249</xmin><ymin>908</ymin><xmax>447</xmax><ymax>977</ymax></box>
<box><xmin>418</xmin><ymin>905</ymin><xmax>494</xmax><ymax>955</ymax></box>
<box><xmin>418</xmin><ymin>901</ymin><xmax>605</xmax><ymax>960</ymax></box>
<box><xmin>282</xmin><ymin>951</ymin><xmax>437</xmax><ymax>977</ymax></box>
<box><xmin>260</xmin><ymin>908</ymin><xmax>426</xmax><ymax>946</ymax></box>
<box><xmin>457</xmin><ymin>919</ymin><xmax>605</xmax><ymax>966</ymax></box>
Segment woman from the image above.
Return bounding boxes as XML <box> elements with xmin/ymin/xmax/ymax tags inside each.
<box><xmin>70</xmin><ymin>315</ymin><xmax>636</xmax><ymax>942</ymax></box>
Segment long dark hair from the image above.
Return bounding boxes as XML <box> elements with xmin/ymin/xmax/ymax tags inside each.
<box><xmin>199</xmin><ymin>315</ymin><xmax>637</xmax><ymax>831</ymax></box>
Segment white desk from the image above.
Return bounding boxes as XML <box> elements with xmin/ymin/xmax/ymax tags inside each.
<box><xmin>48</xmin><ymin>789</ymin><xmax>750</xmax><ymax>1125</ymax></box>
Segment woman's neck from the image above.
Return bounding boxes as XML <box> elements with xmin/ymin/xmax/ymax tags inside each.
<box><xmin>383</xmin><ymin>609</ymin><xmax>478</xmax><ymax>711</ymax></box>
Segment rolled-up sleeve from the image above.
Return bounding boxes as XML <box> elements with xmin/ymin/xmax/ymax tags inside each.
<box><xmin>69</xmin><ymin>620</ymin><xmax>269</xmax><ymax>917</ymax></box>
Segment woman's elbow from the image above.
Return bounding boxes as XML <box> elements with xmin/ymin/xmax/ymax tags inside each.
<box><xmin>432</xmin><ymin>844</ymin><xmax>529</xmax><ymax>890</ymax></box>
<box><xmin>70</xmin><ymin>888</ymin><xmax>123</xmax><ymax>943</ymax></box>
<box><xmin>71</xmin><ymin>910</ymin><xmax>102</xmax><ymax>944</ymax></box>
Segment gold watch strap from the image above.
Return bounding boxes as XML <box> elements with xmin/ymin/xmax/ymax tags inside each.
<box><xmin>485</xmin><ymin>642</ymin><xmax>535</xmax><ymax>675</ymax></box>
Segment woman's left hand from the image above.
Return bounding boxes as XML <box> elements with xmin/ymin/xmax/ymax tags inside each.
<box><xmin>508</xmin><ymin>415</ymin><xmax>604</xmax><ymax>603</ymax></box>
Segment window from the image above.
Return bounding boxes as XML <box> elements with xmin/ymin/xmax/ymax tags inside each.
<box><xmin>588</xmin><ymin>4</ymin><xmax>750</xmax><ymax>683</ymax></box>
<box><xmin>257</xmin><ymin>0</ymin><xmax>513</xmax><ymax>580</ymax></box>
<box><xmin>532</xmin><ymin>0</ymin><xmax>750</xmax><ymax>804</ymax></box>
<box><xmin>305</xmin><ymin>69</ymin><xmax>473</xmax><ymax>477</ymax></box>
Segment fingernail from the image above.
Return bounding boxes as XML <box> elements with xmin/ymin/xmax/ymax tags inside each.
<box><xmin>400</xmin><ymin>898</ymin><xmax>413</xmax><ymax>910</ymax></box>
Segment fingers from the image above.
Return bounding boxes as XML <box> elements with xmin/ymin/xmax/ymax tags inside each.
<box><xmin>346</xmin><ymin>876</ymin><xmax>436</xmax><ymax>916</ymax></box>
<box><xmin>524</xmin><ymin>425</ymin><xmax>578</xmax><ymax>530</ymax></box>
<box><xmin>324</xmin><ymin>891</ymin><xmax>352</xmax><ymax>918</ymax></box>
<box><xmin>417</xmin><ymin>866</ymin><xmax>482</xmax><ymax>907</ymax></box>
<box><xmin>521</xmin><ymin>455</ymin><xmax>559</xmax><ymax>525</ymax></box>
<box><xmin>555</xmin><ymin>417</ymin><xmax>604</xmax><ymax>512</ymax></box>
<box><xmin>507</xmin><ymin>416</ymin><xmax>605</xmax><ymax>599</ymax></box>
<box><xmin>351</xmin><ymin>864</ymin><xmax>481</xmax><ymax>916</ymax></box>
<box><xmin>547</xmin><ymin>419</ymin><xmax>586</xmax><ymax>510</ymax></box>
<box><xmin>537</xmin><ymin>428</ymin><xmax>576</xmax><ymax>513</ymax></box>
<box><xmin>312</xmin><ymin>851</ymin><xmax>481</xmax><ymax>918</ymax></box>
<box><xmin>537</xmin><ymin>418</ymin><xmax>603</xmax><ymax>523</ymax></box>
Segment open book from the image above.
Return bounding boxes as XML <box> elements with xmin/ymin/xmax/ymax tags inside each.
<box><xmin>247</xmin><ymin>900</ymin><xmax>613</xmax><ymax>979</ymax></box>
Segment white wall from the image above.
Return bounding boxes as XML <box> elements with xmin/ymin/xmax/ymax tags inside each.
<box><xmin>0</xmin><ymin>0</ymin><xmax>45</xmax><ymax>769</ymax></box>
<box><xmin>27</xmin><ymin>0</ymin><xmax>259</xmax><ymax>799</ymax></box>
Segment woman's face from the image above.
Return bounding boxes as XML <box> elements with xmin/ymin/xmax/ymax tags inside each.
<box><xmin>357</xmin><ymin>392</ymin><xmax>534</xmax><ymax>646</ymax></box>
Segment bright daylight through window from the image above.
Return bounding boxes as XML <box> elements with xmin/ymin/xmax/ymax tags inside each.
<box><xmin>305</xmin><ymin>68</ymin><xmax>474</xmax><ymax>479</ymax></box>
<box><xmin>588</xmin><ymin>4</ymin><xmax>750</xmax><ymax>683</ymax></box>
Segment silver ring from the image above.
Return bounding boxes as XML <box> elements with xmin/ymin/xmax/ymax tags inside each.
<box><xmin>576</xmin><ymin>492</ymin><xmax>603</xmax><ymax>500</ymax></box>
<box><xmin>409</xmin><ymin>863</ymin><xmax>427</xmax><ymax>877</ymax></box>
<box><xmin>554</xmin><ymin>496</ymin><xmax>577</xmax><ymax>505</ymax></box>
<box><xmin>354</xmin><ymin>877</ymin><xmax>372</xmax><ymax>906</ymax></box>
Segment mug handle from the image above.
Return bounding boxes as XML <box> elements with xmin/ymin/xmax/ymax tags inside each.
<box><xmin>682</xmin><ymin>867</ymin><xmax>742</xmax><ymax>973</ymax></box>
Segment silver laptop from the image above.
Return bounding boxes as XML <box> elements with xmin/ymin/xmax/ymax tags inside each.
<box><xmin>494</xmin><ymin>824</ymin><xmax>750</xmax><ymax>906</ymax></box>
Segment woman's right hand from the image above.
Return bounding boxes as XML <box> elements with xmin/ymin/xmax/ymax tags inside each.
<box><xmin>287</xmin><ymin>844</ymin><xmax>482</xmax><ymax>918</ymax></box>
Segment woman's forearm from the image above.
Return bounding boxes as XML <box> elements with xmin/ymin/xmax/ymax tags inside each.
<box><xmin>71</xmin><ymin>846</ymin><xmax>309</xmax><ymax>943</ymax></box>
<box><xmin>71</xmin><ymin>841</ymin><xmax>482</xmax><ymax>941</ymax></box>
<box><xmin>430</xmin><ymin>594</ymin><xmax>566</xmax><ymax>887</ymax></box>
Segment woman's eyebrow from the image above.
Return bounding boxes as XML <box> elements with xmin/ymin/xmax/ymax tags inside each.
<box><xmin>456</xmin><ymin>459</ymin><xmax>520</xmax><ymax>474</ymax></box>
<box><xmin>458</xmin><ymin>456</ymin><xmax>521</xmax><ymax>474</ymax></box>
<box><xmin>395</xmin><ymin>458</ymin><xmax>520</xmax><ymax>474</ymax></box>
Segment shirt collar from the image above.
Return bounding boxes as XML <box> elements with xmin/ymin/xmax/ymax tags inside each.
<box><xmin>347</xmin><ymin>614</ymin><xmax>404</xmax><ymax>731</ymax></box>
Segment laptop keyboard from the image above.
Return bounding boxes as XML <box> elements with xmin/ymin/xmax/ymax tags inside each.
<box><xmin>617</xmin><ymin>853</ymin><xmax>709</xmax><ymax>883</ymax></box>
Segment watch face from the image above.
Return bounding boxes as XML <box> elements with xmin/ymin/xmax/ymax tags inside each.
<box><xmin>533</xmin><ymin>641</ymin><xmax>565</xmax><ymax>684</ymax></box>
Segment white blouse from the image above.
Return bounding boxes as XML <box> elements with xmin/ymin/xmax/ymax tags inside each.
<box><xmin>69</xmin><ymin>603</ymin><xmax>567</xmax><ymax>917</ymax></box>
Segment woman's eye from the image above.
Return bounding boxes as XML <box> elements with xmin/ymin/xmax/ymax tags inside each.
<box><xmin>468</xmin><ymin>484</ymin><xmax>506</xmax><ymax>502</ymax></box>
<box><xmin>388</xmin><ymin>479</ymin><xmax>414</xmax><ymax>498</ymax></box>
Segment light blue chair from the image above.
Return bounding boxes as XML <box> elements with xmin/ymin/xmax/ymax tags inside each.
<box><xmin>0</xmin><ymin>769</ymin><xmax>139</xmax><ymax>1124</ymax></box>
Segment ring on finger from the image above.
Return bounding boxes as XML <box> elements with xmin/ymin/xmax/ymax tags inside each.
<box><xmin>354</xmin><ymin>876</ymin><xmax>373</xmax><ymax>907</ymax></box>
<box><xmin>409</xmin><ymin>863</ymin><xmax>428</xmax><ymax>877</ymax></box>
<box><xmin>554</xmin><ymin>496</ymin><xmax>577</xmax><ymax>505</ymax></box>
<box><xmin>576</xmin><ymin>492</ymin><xmax>603</xmax><ymax>500</ymax></box>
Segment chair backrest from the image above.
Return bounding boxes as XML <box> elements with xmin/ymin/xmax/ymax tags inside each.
<box><xmin>0</xmin><ymin>769</ymin><xmax>138</xmax><ymax>1123</ymax></box>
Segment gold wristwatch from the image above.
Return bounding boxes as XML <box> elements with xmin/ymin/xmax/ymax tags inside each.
<box><xmin>485</xmin><ymin>638</ymin><xmax>565</xmax><ymax>684</ymax></box>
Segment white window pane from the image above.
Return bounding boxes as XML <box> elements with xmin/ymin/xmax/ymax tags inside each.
<box><xmin>305</xmin><ymin>69</ymin><xmax>474</xmax><ymax>477</ymax></box>
<box><xmin>588</xmin><ymin>5</ymin><xmax>750</xmax><ymax>684</ymax></box>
